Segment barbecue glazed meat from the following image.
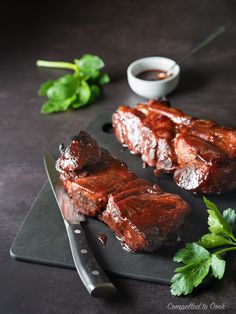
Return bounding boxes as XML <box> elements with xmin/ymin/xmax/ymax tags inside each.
<box><xmin>56</xmin><ymin>131</ymin><xmax>102</xmax><ymax>176</ymax></box>
<box><xmin>56</xmin><ymin>133</ymin><xmax>136</xmax><ymax>216</ymax></box>
<box><xmin>112</xmin><ymin>105</ymin><xmax>177</xmax><ymax>172</ymax></box>
<box><xmin>112</xmin><ymin>100</ymin><xmax>236</xmax><ymax>194</ymax></box>
<box><xmin>102</xmin><ymin>189</ymin><xmax>190</xmax><ymax>252</ymax></box>
<box><xmin>173</xmin><ymin>133</ymin><xmax>236</xmax><ymax>193</ymax></box>
<box><xmin>56</xmin><ymin>131</ymin><xmax>191</xmax><ymax>251</ymax></box>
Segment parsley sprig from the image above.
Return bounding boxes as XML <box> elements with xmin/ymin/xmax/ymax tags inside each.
<box><xmin>171</xmin><ymin>197</ymin><xmax>236</xmax><ymax>296</ymax></box>
<box><xmin>36</xmin><ymin>54</ymin><xmax>110</xmax><ymax>114</ymax></box>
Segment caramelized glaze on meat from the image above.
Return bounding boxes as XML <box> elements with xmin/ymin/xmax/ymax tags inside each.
<box><xmin>57</xmin><ymin>137</ymin><xmax>136</xmax><ymax>216</ymax></box>
<box><xmin>56</xmin><ymin>131</ymin><xmax>102</xmax><ymax>177</ymax></box>
<box><xmin>113</xmin><ymin>100</ymin><xmax>236</xmax><ymax>194</ymax></box>
<box><xmin>102</xmin><ymin>192</ymin><xmax>190</xmax><ymax>251</ymax></box>
<box><xmin>56</xmin><ymin>131</ymin><xmax>191</xmax><ymax>251</ymax></box>
<box><xmin>112</xmin><ymin>104</ymin><xmax>177</xmax><ymax>172</ymax></box>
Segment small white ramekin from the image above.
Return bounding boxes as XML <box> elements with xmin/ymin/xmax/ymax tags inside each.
<box><xmin>127</xmin><ymin>56</ymin><xmax>180</xmax><ymax>99</ymax></box>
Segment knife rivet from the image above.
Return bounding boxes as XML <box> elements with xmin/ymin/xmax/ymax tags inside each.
<box><xmin>74</xmin><ymin>229</ymin><xmax>81</xmax><ymax>234</ymax></box>
<box><xmin>92</xmin><ymin>270</ymin><xmax>99</xmax><ymax>276</ymax></box>
<box><xmin>81</xmin><ymin>249</ymin><xmax>87</xmax><ymax>254</ymax></box>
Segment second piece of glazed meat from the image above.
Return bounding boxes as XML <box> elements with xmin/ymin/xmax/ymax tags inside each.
<box><xmin>112</xmin><ymin>100</ymin><xmax>236</xmax><ymax>194</ymax></box>
<box><xmin>56</xmin><ymin>131</ymin><xmax>191</xmax><ymax>251</ymax></box>
<box><xmin>102</xmin><ymin>190</ymin><xmax>190</xmax><ymax>252</ymax></box>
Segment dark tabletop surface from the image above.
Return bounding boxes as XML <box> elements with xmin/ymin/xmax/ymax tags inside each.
<box><xmin>1</xmin><ymin>1</ymin><xmax>236</xmax><ymax>313</ymax></box>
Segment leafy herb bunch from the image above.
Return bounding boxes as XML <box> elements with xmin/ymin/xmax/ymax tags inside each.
<box><xmin>171</xmin><ymin>197</ymin><xmax>236</xmax><ymax>296</ymax></box>
<box><xmin>37</xmin><ymin>54</ymin><xmax>110</xmax><ymax>114</ymax></box>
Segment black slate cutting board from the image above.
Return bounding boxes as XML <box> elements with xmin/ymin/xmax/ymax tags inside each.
<box><xmin>10</xmin><ymin>113</ymin><xmax>236</xmax><ymax>284</ymax></box>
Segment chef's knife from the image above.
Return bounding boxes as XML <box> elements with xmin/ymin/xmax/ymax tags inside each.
<box><xmin>43</xmin><ymin>152</ymin><xmax>116</xmax><ymax>298</ymax></box>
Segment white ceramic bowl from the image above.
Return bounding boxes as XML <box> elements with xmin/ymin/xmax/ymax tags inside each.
<box><xmin>127</xmin><ymin>56</ymin><xmax>180</xmax><ymax>99</ymax></box>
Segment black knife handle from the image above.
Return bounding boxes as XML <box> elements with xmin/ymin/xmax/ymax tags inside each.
<box><xmin>65</xmin><ymin>221</ymin><xmax>116</xmax><ymax>298</ymax></box>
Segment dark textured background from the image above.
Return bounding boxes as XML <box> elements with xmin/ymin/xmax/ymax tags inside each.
<box><xmin>1</xmin><ymin>1</ymin><xmax>236</xmax><ymax>313</ymax></box>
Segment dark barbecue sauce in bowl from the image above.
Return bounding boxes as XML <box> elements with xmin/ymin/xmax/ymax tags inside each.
<box><xmin>136</xmin><ymin>69</ymin><xmax>167</xmax><ymax>81</ymax></box>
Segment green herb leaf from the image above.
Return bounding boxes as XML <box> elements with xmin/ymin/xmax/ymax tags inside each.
<box><xmin>76</xmin><ymin>54</ymin><xmax>104</xmax><ymax>71</ymax></box>
<box><xmin>47</xmin><ymin>78</ymin><xmax>77</xmax><ymax>102</ymax></box>
<box><xmin>78</xmin><ymin>81</ymin><xmax>91</xmax><ymax>105</ymax></box>
<box><xmin>71</xmin><ymin>102</ymin><xmax>83</xmax><ymax>109</ymax></box>
<box><xmin>174</xmin><ymin>243</ymin><xmax>210</xmax><ymax>264</ymax></box>
<box><xmin>204</xmin><ymin>197</ymin><xmax>234</xmax><ymax>239</ymax></box>
<box><xmin>99</xmin><ymin>73</ymin><xmax>110</xmax><ymax>85</ymax></box>
<box><xmin>171</xmin><ymin>198</ymin><xmax>236</xmax><ymax>297</ymax></box>
<box><xmin>223</xmin><ymin>208</ymin><xmax>236</xmax><ymax>227</ymax></box>
<box><xmin>171</xmin><ymin>258</ymin><xmax>211</xmax><ymax>296</ymax></box>
<box><xmin>211</xmin><ymin>254</ymin><xmax>226</xmax><ymax>279</ymax></box>
<box><xmin>55</xmin><ymin>74</ymin><xmax>77</xmax><ymax>85</ymax></box>
<box><xmin>41</xmin><ymin>95</ymin><xmax>76</xmax><ymax>114</ymax></box>
<box><xmin>75</xmin><ymin>55</ymin><xmax>102</xmax><ymax>78</ymax></box>
<box><xmin>60</xmin><ymin>94</ymin><xmax>77</xmax><ymax>110</ymax></box>
<box><xmin>37</xmin><ymin>54</ymin><xmax>109</xmax><ymax>114</ymax></box>
<box><xmin>90</xmin><ymin>84</ymin><xmax>101</xmax><ymax>102</ymax></box>
<box><xmin>41</xmin><ymin>101</ymin><xmax>56</xmax><ymax>114</ymax></box>
<box><xmin>38</xmin><ymin>80</ymin><xmax>54</xmax><ymax>96</ymax></box>
<box><xmin>198</xmin><ymin>233</ymin><xmax>232</xmax><ymax>249</ymax></box>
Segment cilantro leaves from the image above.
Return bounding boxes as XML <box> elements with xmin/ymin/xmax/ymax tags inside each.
<box><xmin>223</xmin><ymin>208</ymin><xmax>236</xmax><ymax>227</ymax></box>
<box><xmin>36</xmin><ymin>54</ymin><xmax>110</xmax><ymax>114</ymax></box>
<box><xmin>174</xmin><ymin>242</ymin><xmax>210</xmax><ymax>264</ymax></box>
<box><xmin>171</xmin><ymin>249</ymin><xmax>212</xmax><ymax>296</ymax></box>
<box><xmin>171</xmin><ymin>198</ymin><xmax>236</xmax><ymax>296</ymax></box>
<box><xmin>204</xmin><ymin>197</ymin><xmax>235</xmax><ymax>240</ymax></box>
<box><xmin>211</xmin><ymin>254</ymin><xmax>226</xmax><ymax>279</ymax></box>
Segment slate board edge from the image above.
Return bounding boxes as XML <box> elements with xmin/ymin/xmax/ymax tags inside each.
<box><xmin>10</xmin><ymin>180</ymin><xmax>172</xmax><ymax>284</ymax></box>
<box><xmin>10</xmin><ymin>178</ymin><xmax>172</xmax><ymax>285</ymax></box>
<box><xmin>11</xmin><ymin>240</ymin><xmax>170</xmax><ymax>285</ymax></box>
<box><xmin>10</xmin><ymin>181</ymin><xmax>49</xmax><ymax>259</ymax></box>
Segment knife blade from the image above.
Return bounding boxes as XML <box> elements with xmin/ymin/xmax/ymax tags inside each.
<box><xmin>43</xmin><ymin>152</ymin><xmax>116</xmax><ymax>298</ymax></box>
